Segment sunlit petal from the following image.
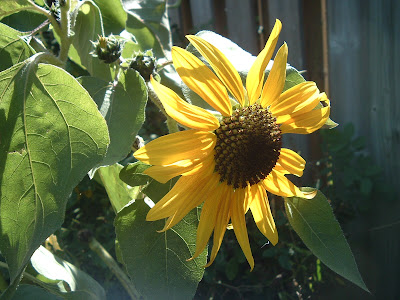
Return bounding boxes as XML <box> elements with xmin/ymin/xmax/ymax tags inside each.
<box><xmin>144</xmin><ymin>155</ymin><xmax>213</xmax><ymax>183</ymax></box>
<box><xmin>146</xmin><ymin>166</ymin><xmax>214</xmax><ymax>221</ymax></box>
<box><xmin>134</xmin><ymin>130</ymin><xmax>216</xmax><ymax>165</ymax></box>
<box><xmin>246</xmin><ymin>19</ymin><xmax>282</xmax><ymax>105</ymax></box>
<box><xmin>231</xmin><ymin>189</ymin><xmax>254</xmax><ymax>270</ymax></box>
<box><xmin>172</xmin><ymin>46</ymin><xmax>232</xmax><ymax>116</ymax></box>
<box><xmin>272</xmin><ymin>81</ymin><xmax>320</xmax><ymax>120</ymax></box>
<box><xmin>205</xmin><ymin>184</ymin><xmax>232</xmax><ymax>267</ymax></box>
<box><xmin>260</xmin><ymin>43</ymin><xmax>288</xmax><ymax>108</ymax></box>
<box><xmin>250</xmin><ymin>186</ymin><xmax>278</xmax><ymax>245</ymax></box>
<box><xmin>187</xmin><ymin>35</ymin><xmax>245</xmax><ymax>106</ymax></box>
<box><xmin>188</xmin><ymin>182</ymin><xmax>226</xmax><ymax>261</ymax></box>
<box><xmin>277</xmin><ymin>148</ymin><xmax>305</xmax><ymax>177</ymax></box>
<box><xmin>280</xmin><ymin>95</ymin><xmax>330</xmax><ymax>134</ymax></box>
<box><xmin>262</xmin><ymin>169</ymin><xmax>304</xmax><ymax>198</ymax></box>
<box><xmin>159</xmin><ymin>173</ymin><xmax>221</xmax><ymax>231</ymax></box>
<box><xmin>151</xmin><ymin>77</ymin><xmax>219</xmax><ymax>130</ymax></box>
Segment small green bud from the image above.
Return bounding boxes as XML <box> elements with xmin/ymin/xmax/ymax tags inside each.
<box><xmin>129</xmin><ymin>51</ymin><xmax>156</xmax><ymax>81</ymax></box>
<box><xmin>91</xmin><ymin>35</ymin><xmax>123</xmax><ymax>64</ymax></box>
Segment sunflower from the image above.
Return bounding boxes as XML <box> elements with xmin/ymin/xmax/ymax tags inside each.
<box><xmin>134</xmin><ymin>19</ymin><xmax>330</xmax><ymax>270</ymax></box>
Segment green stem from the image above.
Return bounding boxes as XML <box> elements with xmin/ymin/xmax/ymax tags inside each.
<box><xmin>58</xmin><ymin>0</ymin><xmax>73</xmax><ymax>62</ymax></box>
<box><xmin>88</xmin><ymin>238</ymin><xmax>141</xmax><ymax>300</ymax></box>
<box><xmin>146</xmin><ymin>82</ymin><xmax>179</xmax><ymax>133</ymax></box>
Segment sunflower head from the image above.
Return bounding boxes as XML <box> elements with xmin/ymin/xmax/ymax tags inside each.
<box><xmin>134</xmin><ymin>19</ymin><xmax>330</xmax><ymax>270</ymax></box>
<box><xmin>214</xmin><ymin>104</ymin><xmax>282</xmax><ymax>188</ymax></box>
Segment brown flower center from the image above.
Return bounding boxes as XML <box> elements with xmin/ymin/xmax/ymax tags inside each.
<box><xmin>213</xmin><ymin>104</ymin><xmax>282</xmax><ymax>188</ymax></box>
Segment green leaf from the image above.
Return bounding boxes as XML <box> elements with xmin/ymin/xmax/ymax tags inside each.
<box><xmin>93</xmin><ymin>0</ymin><xmax>127</xmax><ymax>35</ymax></box>
<box><xmin>0</xmin><ymin>0</ymin><xmax>35</xmax><ymax>20</ymax></box>
<box><xmin>31</xmin><ymin>246</ymin><xmax>106</xmax><ymax>300</ymax></box>
<box><xmin>284</xmin><ymin>189</ymin><xmax>369</xmax><ymax>292</ymax></box>
<box><xmin>0</xmin><ymin>22</ymin><xmax>35</xmax><ymax>72</ymax></box>
<box><xmin>1</xmin><ymin>10</ymin><xmax>47</xmax><ymax>32</ymax></box>
<box><xmin>123</xmin><ymin>0</ymin><xmax>171</xmax><ymax>59</ymax></box>
<box><xmin>119</xmin><ymin>161</ymin><xmax>151</xmax><ymax>187</ymax></box>
<box><xmin>95</xmin><ymin>163</ymin><xmax>140</xmax><ymax>213</ymax></box>
<box><xmin>68</xmin><ymin>0</ymin><xmax>112</xmax><ymax>81</ymax></box>
<box><xmin>283</xmin><ymin>66</ymin><xmax>305</xmax><ymax>91</ymax></box>
<box><xmin>123</xmin><ymin>0</ymin><xmax>183</xmax><ymax>94</ymax></box>
<box><xmin>0</xmin><ymin>57</ymin><xmax>109</xmax><ymax>282</ymax></box>
<box><xmin>11</xmin><ymin>284</ymin><xmax>62</xmax><ymax>300</ymax></box>
<box><xmin>79</xmin><ymin>69</ymin><xmax>147</xmax><ymax>167</ymax></box>
<box><xmin>115</xmin><ymin>198</ymin><xmax>207</xmax><ymax>300</ymax></box>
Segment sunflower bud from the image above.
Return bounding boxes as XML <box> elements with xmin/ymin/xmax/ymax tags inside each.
<box><xmin>129</xmin><ymin>51</ymin><xmax>156</xmax><ymax>81</ymax></box>
<box><xmin>91</xmin><ymin>35</ymin><xmax>123</xmax><ymax>64</ymax></box>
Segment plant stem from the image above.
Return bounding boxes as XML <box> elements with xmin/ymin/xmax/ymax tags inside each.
<box><xmin>146</xmin><ymin>82</ymin><xmax>179</xmax><ymax>133</ymax></box>
<box><xmin>58</xmin><ymin>0</ymin><xmax>73</xmax><ymax>62</ymax></box>
<box><xmin>88</xmin><ymin>238</ymin><xmax>141</xmax><ymax>300</ymax></box>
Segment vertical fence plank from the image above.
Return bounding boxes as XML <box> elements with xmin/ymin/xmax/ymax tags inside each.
<box><xmin>225</xmin><ymin>0</ymin><xmax>258</xmax><ymax>54</ymax></box>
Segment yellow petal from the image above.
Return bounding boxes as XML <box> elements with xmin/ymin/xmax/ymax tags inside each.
<box><xmin>246</xmin><ymin>19</ymin><xmax>282</xmax><ymax>105</ymax></box>
<box><xmin>262</xmin><ymin>169</ymin><xmax>305</xmax><ymax>198</ymax></box>
<box><xmin>186</xmin><ymin>35</ymin><xmax>245</xmax><ymax>106</ymax></box>
<box><xmin>151</xmin><ymin>76</ymin><xmax>219</xmax><ymax>130</ymax></box>
<box><xmin>188</xmin><ymin>181</ymin><xmax>225</xmax><ymax>261</ymax></box>
<box><xmin>231</xmin><ymin>189</ymin><xmax>254</xmax><ymax>270</ymax></box>
<box><xmin>260</xmin><ymin>43</ymin><xmax>288</xmax><ymax>108</ymax></box>
<box><xmin>144</xmin><ymin>154</ymin><xmax>213</xmax><ymax>183</ymax></box>
<box><xmin>205</xmin><ymin>184</ymin><xmax>232</xmax><ymax>267</ymax></box>
<box><xmin>134</xmin><ymin>130</ymin><xmax>216</xmax><ymax>165</ymax></box>
<box><xmin>277</xmin><ymin>148</ymin><xmax>305</xmax><ymax>177</ymax></box>
<box><xmin>172</xmin><ymin>46</ymin><xmax>232</xmax><ymax>116</ymax></box>
<box><xmin>280</xmin><ymin>96</ymin><xmax>330</xmax><ymax>134</ymax></box>
<box><xmin>250</xmin><ymin>186</ymin><xmax>278</xmax><ymax>245</ymax></box>
<box><xmin>159</xmin><ymin>172</ymin><xmax>221</xmax><ymax>231</ymax></box>
<box><xmin>272</xmin><ymin>81</ymin><xmax>320</xmax><ymax>121</ymax></box>
<box><xmin>146</xmin><ymin>166</ymin><xmax>214</xmax><ymax>221</ymax></box>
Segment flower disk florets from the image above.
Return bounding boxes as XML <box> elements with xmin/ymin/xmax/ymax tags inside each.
<box><xmin>214</xmin><ymin>104</ymin><xmax>282</xmax><ymax>189</ymax></box>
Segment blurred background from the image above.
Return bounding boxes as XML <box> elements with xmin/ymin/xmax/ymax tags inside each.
<box><xmin>167</xmin><ymin>0</ymin><xmax>399</xmax><ymax>299</ymax></box>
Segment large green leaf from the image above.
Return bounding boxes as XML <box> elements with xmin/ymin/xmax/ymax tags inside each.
<box><xmin>93</xmin><ymin>0</ymin><xmax>127</xmax><ymax>35</ymax></box>
<box><xmin>115</xmin><ymin>198</ymin><xmax>206</xmax><ymax>300</ymax></box>
<box><xmin>0</xmin><ymin>57</ymin><xmax>109</xmax><ymax>283</ymax></box>
<box><xmin>284</xmin><ymin>189</ymin><xmax>369</xmax><ymax>292</ymax></box>
<box><xmin>0</xmin><ymin>22</ymin><xmax>35</xmax><ymax>72</ymax></box>
<box><xmin>1</xmin><ymin>10</ymin><xmax>47</xmax><ymax>32</ymax></box>
<box><xmin>30</xmin><ymin>246</ymin><xmax>106</xmax><ymax>300</ymax></box>
<box><xmin>79</xmin><ymin>69</ymin><xmax>147</xmax><ymax>167</ymax></box>
<box><xmin>68</xmin><ymin>0</ymin><xmax>112</xmax><ymax>81</ymax></box>
<box><xmin>11</xmin><ymin>284</ymin><xmax>61</xmax><ymax>300</ymax></box>
<box><xmin>95</xmin><ymin>163</ymin><xmax>140</xmax><ymax>213</ymax></box>
<box><xmin>0</xmin><ymin>0</ymin><xmax>35</xmax><ymax>19</ymax></box>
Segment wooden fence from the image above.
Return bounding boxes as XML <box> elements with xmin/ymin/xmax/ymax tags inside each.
<box><xmin>168</xmin><ymin>0</ymin><xmax>400</xmax><ymax>299</ymax></box>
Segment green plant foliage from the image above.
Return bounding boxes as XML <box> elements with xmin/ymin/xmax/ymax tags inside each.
<box><xmin>119</xmin><ymin>161</ymin><xmax>151</xmax><ymax>187</ymax></box>
<box><xmin>93</xmin><ymin>0</ymin><xmax>127</xmax><ymax>36</ymax></box>
<box><xmin>284</xmin><ymin>189</ymin><xmax>368</xmax><ymax>292</ymax></box>
<box><xmin>0</xmin><ymin>23</ymin><xmax>35</xmax><ymax>72</ymax></box>
<box><xmin>0</xmin><ymin>58</ymin><xmax>109</xmax><ymax>282</ymax></box>
<box><xmin>95</xmin><ymin>164</ymin><xmax>140</xmax><ymax>213</ymax></box>
<box><xmin>79</xmin><ymin>69</ymin><xmax>148</xmax><ymax>167</ymax></box>
<box><xmin>31</xmin><ymin>246</ymin><xmax>106</xmax><ymax>299</ymax></box>
<box><xmin>0</xmin><ymin>0</ymin><xmax>35</xmax><ymax>19</ymax></box>
<box><xmin>115</xmin><ymin>199</ymin><xmax>207</xmax><ymax>300</ymax></box>
<box><xmin>11</xmin><ymin>284</ymin><xmax>61</xmax><ymax>300</ymax></box>
<box><xmin>68</xmin><ymin>0</ymin><xmax>112</xmax><ymax>81</ymax></box>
